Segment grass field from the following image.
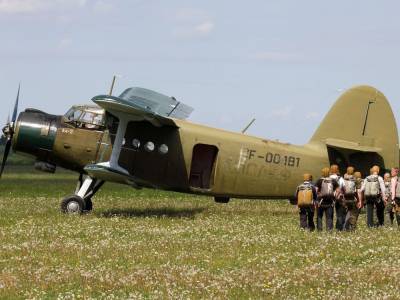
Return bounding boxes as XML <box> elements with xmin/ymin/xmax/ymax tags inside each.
<box><xmin>1</xmin><ymin>168</ymin><xmax>400</xmax><ymax>299</ymax></box>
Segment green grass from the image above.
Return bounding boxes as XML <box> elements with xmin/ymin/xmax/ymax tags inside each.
<box><xmin>0</xmin><ymin>145</ymin><xmax>34</xmax><ymax>166</ymax></box>
<box><xmin>1</xmin><ymin>169</ymin><xmax>400</xmax><ymax>299</ymax></box>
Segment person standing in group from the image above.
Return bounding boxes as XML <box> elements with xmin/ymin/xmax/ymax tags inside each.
<box><xmin>390</xmin><ymin>168</ymin><xmax>400</xmax><ymax>226</ymax></box>
<box><xmin>316</xmin><ymin>167</ymin><xmax>338</xmax><ymax>231</ymax></box>
<box><xmin>354</xmin><ymin>171</ymin><xmax>364</xmax><ymax>222</ymax></box>
<box><xmin>343</xmin><ymin>166</ymin><xmax>360</xmax><ymax>231</ymax></box>
<box><xmin>295</xmin><ymin>174</ymin><xmax>318</xmax><ymax>231</ymax></box>
<box><xmin>329</xmin><ymin>164</ymin><xmax>345</xmax><ymax>231</ymax></box>
<box><xmin>384</xmin><ymin>172</ymin><xmax>394</xmax><ymax>225</ymax></box>
<box><xmin>362</xmin><ymin>165</ymin><xmax>386</xmax><ymax>227</ymax></box>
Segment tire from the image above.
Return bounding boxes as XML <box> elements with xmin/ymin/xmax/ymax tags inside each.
<box><xmin>61</xmin><ymin>195</ymin><xmax>85</xmax><ymax>214</ymax></box>
<box><xmin>215</xmin><ymin>196</ymin><xmax>230</xmax><ymax>204</ymax></box>
<box><xmin>84</xmin><ymin>198</ymin><xmax>93</xmax><ymax>212</ymax></box>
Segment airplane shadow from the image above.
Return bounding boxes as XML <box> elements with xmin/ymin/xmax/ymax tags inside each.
<box><xmin>96</xmin><ymin>207</ymin><xmax>207</xmax><ymax>219</ymax></box>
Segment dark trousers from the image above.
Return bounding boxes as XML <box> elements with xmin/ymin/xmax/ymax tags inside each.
<box><xmin>366</xmin><ymin>197</ymin><xmax>385</xmax><ymax>227</ymax></box>
<box><xmin>299</xmin><ymin>207</ymin><xmax>315</xmax><ymax>231</ymax></box>
<box><xmin>344</xmin><ymin>203</ymin><xmax>360</xmax><ymax>231</ymax></box>
<box><xmin>386</xmin><ymin>202</ymin><xmax>394</xmax><ymax>225</ymax></box>
<box><xmin>393</xmin><ymin>198</ymin><xmax>400</xmax><ymax>226</ymax></box>
<box><xmin>317</xmin><ymin>205</ymin><xmax>334</xmax><ymax>231</ymax></box>
<box><xmin>335</xmin><ymin>201</ymin><xmax>346</xmax><ymax>231</ymax></box>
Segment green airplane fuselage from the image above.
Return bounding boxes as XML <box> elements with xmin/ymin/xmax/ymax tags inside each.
<box><xmin>11</xmin><ymin>85</ymin><xmax>400</xmax><ymax>200</ymax></box>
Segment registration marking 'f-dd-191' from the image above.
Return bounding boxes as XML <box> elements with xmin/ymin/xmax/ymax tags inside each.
<box><xmin>265</xmin><ymin>152</ymin><xmax>300</xmax><ymax>167</ymax></box>
<box><xmin>245</xmin><ymin>149</ymin><xmax>300</xmax><ymax>168</ymax></box>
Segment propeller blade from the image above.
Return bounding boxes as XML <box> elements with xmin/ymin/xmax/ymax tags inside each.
<box><xmin>11</xmin><ymin>84</ymin><xmax>20</xmax><ymax>123</ymax></box>
<box><xmin>0</xmin><ymin>138</ymin><xmax>12</xmax><ymax>178</ymax></box>
<box><xmin>6</xmin><ymin>113</ymin><xmax>10</xmax><ymax>125</ymax></box>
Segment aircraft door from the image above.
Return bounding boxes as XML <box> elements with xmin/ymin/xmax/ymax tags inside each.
<box><xmin>327</xmin><ymin>147</ymin><xmax>348</xmax><ymax>174</ymax></box>
<box><xmin>189</xmin><ymin>144</ymin><xmax>218</xmax><ymax>189</ymax></box>
<box><xmin>349</xmin><ymin>152</ymin><xmax>385</xmax><ymax>176</ymax></box>
<box><xmin>327</xmin><ymin>146</ymin><xmax>385</xmax><ymax>176</ymax></box>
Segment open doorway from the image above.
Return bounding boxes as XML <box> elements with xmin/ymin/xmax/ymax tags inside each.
<box><xmin>327</xmin><ymin>147</ymin><xmax>348</xmax><ymax>174</ymax></box>
<box><xmin>327</xmin><ymin>146</ymin><xmax>385</xmax><ymax>176</ymax></box>
<box><xmin>349</xmin><ymin>152</ymin><xmax>385</xmax><ymax>177</ymax></box>
<box><xmin>189</xmin><ymin>144</ymin><xmax>218</xmax><ymax>189</ymax></box>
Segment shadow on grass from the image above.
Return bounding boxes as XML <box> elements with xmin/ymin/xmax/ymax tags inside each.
<box><xmin>96</xmin><ymin>207</ymin><xmax>207</xmax><ymax>219</ymax></box>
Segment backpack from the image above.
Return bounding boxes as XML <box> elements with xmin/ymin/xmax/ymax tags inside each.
<box><xmin>297</xmin><ymin>184</ymin><xmax>314</xmax><ymax>207</ymax></box>
<box><xmin>320</xmin><ymin>178</ymin><xmax>334</xmax><ymax>198</ymax></box>
<box><xmin>343</xmin><ymin>175</ymin><xmax>356</xmax><ymax>197</ymax></box>
<box><xmin>364</xmin><ymin>175</ymin><xmax>381</xmax><ymax>198</ymax></box>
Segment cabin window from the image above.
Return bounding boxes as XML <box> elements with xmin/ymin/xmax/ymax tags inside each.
<box><xmin>189</xmin><ymin>144</ymin><xmax>218</xmax><ymax>189</ymax></box>
<box><xmin>64</xmin><ymin>107</ymin><xmax>105</xmax><ymax>130</ymax></box>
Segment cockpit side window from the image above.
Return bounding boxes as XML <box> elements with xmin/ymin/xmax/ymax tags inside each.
<box><xmin>81</xmin><ymin>112</ymin><xmax>96</xmax><ymax>124</ymax></box>
<box><xmin>65</xmin><ymin>108</ymin><xmax>84</xmax><ymax>122</ymax></box>
<box><xmin>64</xmin><ymin>107</ymin><xmax>105</xmax><ymax>130</ymax></box>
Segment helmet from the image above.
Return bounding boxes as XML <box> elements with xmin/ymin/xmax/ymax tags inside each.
<box><xmin>346</xmin><ymin>166</ymin><xmax>355</xmax><ymax>175</ymax></box>
<box><xmin>303</xmin><ymin>173</ymin><xmax>312</xmax><ymax>181</ymax></box>
<box><xmin>371</xmin><ymin>165</ymin><xmax>380</xmax><ymax>174</ymax></box>
<box><xmin>330</xmin><ymin>164</ymin><xmax>339</xmax><ymax>175</ymax></box>
<box><xmin>322</xmin><ymin>167</ymin><xmax>330</xmax><ymax>177</ymax></box>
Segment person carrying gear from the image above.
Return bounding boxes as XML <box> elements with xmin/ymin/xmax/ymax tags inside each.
<box><xmin>329</xmin><ymin>164</ymin><xmax>346</xmax><ymax>231</ymax></box>
<box><xmin>362</xmin><ymin>165</ymin><xmax>386</xmax><ymax>227</ymax></box>
<box><xmin>343</xmin><ymin>166</ymin><xmax>360</xmax><ymax>231</ymax></box>
<box><xmin>384</xmin><ymin>172</ymin><xmax>394</xmax><ymax>225</ymax></box>
<box><xmin>295</xmin><ymin>173</ymin><xmax>318</xmax><ymax>231</ymax></box>
<box><xmin>354</xmin><ymin>171</ymin><xmax>364</xmax><ymax>205</ymax></box>
<box><xmin>316</xmin><ymin>167</ymin><xmax>339</xmax><ymax>231</ymax></box>
<box><xmin>390</xmin><ymin>168</ymin><xmax>400</xmax><ymax>226</ymax></box>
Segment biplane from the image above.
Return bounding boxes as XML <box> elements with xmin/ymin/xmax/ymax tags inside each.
<box><xmin>1</xmin><ymin>84</ymin><xmax>398</xmax><ymax>213</ymax></box>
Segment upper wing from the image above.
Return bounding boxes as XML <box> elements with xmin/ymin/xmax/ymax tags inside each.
<box><xmin>92</xmin><ymin>87</ymin><xmax>194</xmax><ymax>127</ymax></box>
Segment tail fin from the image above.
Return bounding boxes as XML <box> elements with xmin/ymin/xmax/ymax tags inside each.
<box><xmin>309</xmin><ymin>85</ymin><xmax>399</xmax><ymax>171</ymax></box>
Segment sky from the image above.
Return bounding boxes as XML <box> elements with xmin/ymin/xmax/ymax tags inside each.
<box><xmin>1</xmin><ymin>0</ymin><xmax>400</xmax><ymax>145</ymax></box>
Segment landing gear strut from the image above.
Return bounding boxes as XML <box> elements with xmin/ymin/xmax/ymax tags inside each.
<box><xmin>61</xmin><ymin>174</ymin><xmax>104</xmax><ymax>214</ymax></box>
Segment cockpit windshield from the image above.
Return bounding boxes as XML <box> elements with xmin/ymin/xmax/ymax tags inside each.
<box><xmin>64</xmin><ymin>106</ymin><xmax>105</xmax><ymax>130</ymax></box>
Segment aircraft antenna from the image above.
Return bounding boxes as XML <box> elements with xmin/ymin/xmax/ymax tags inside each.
<box><xmin>241</xmin><ymin>118</ymin><xmax>256</xmax><ymax>134</ymax></box>
<box><xmin>109</xmin><ymin>75</ymin><xmax>117</xmax><ymax>96</ymax></box>
<box><xmin>362</xmin><ymin>101</ymin><xmax>374</xmax><ymax>136</ymax></box>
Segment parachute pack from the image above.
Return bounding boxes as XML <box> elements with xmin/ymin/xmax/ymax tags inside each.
<box><xmin>364</xmin><ymin>175</ymin><xmax>381</xmax><ymax>198</ymax></box>
<box><xmin>343</xmin><ymin>175</ymin><xmax>356</xmax><ymax>197</ymax></box>
<box><xmin>320</xmin><ymin>178</ymin><xmax>334</xmax><ymax>198</ymax></box>
<box><xmin>297</xmin><ymin>184</ymin><xmax>314</xmax><ymax>207</ymax></box>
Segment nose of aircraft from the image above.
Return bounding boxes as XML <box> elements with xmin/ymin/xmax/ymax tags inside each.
<box><xmin>0</xmin><ymin>85</ymin><xmax>20</xmax><ymax>177</ymax></box>
<box><xmin>12</xmin><ymin>109</ymin><xmax>59</xmax><ymax>157</ymax></box>
<box><xmin>1</xmin><ymin>85</ymin><xmax>61</xmax><ymax>177</ymax></box>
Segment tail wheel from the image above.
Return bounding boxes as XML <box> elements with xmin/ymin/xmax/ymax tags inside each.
<box><xmin>215</xmin><ymin>196</ymin><xmax>230</xmax><ymax>204</ymax></box>
<box><xmin>61</xmin><ymin>195</ymin><xmax>85</xmax><ymax>214</ymax></box>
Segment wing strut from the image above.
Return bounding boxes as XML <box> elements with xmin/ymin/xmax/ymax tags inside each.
<box><xmin>97</xmin><ymin>115</ymin><xmax>129</xmax><ymax>175</ymax></box>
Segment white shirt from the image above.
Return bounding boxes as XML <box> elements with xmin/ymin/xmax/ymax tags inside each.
<box><xmin>329</xmin><ymin>174</ymin><xmax>345</xmax><ymax>189</ymax></box>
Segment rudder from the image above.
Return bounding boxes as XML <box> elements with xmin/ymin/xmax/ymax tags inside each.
<box><xmin>309</xmin><ymin>85</ymin><xmax>399</xmax><ymax>174</ymax></box>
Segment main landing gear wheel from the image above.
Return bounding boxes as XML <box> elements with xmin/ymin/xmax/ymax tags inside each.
<box><xmin>214</xmin><ymin>196</ymin><xmax>230</xmax><ymax>203</ymax></box>
<box><xmin>61</xmin><ymin>175</ymin><xmax>104</xmax><ymax>215</ymax></box>
<box><xmin>61</xmin><ymin>195</ymin><xmax>85</xmax><ymax>214</ymax></box>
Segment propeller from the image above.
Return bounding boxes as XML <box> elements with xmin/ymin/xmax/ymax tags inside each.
<box><xmin>1</xmin><ymin>84</ymin><xmax>20</xmax><ymax>178</ymax></box>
